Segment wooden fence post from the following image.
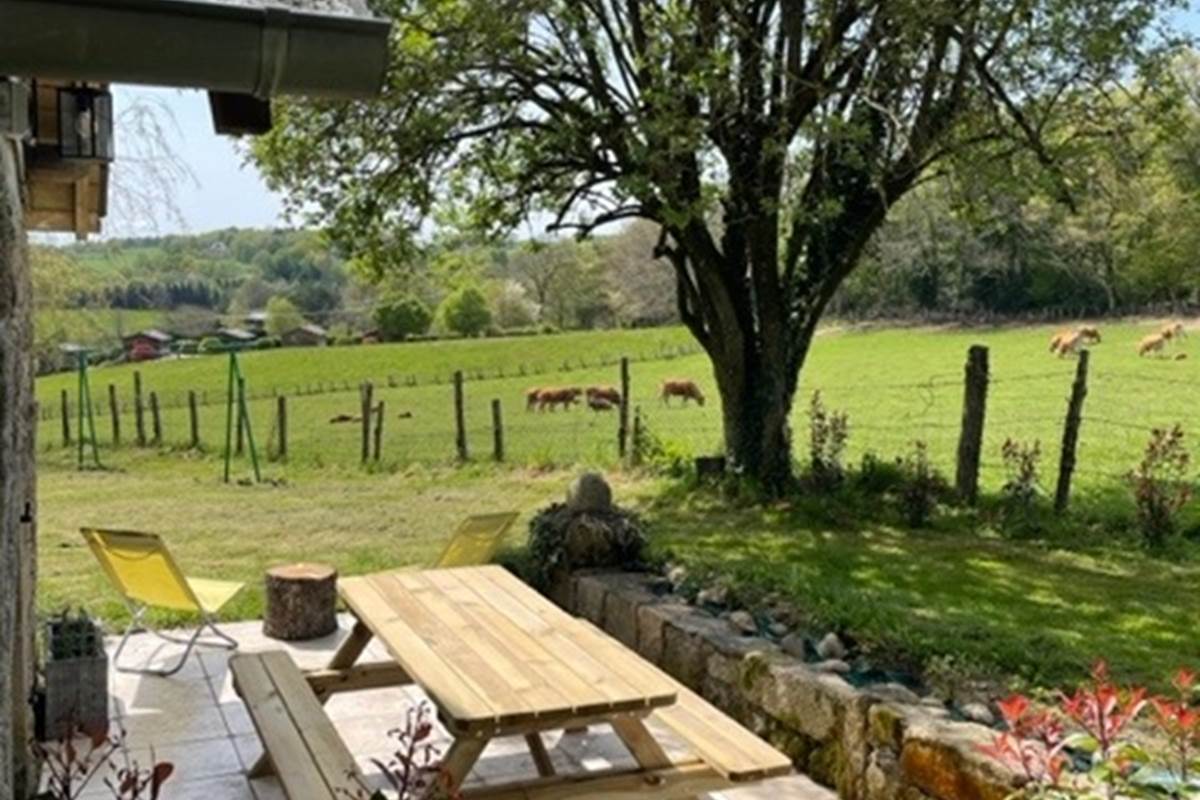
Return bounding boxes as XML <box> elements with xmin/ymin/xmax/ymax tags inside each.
<box><xmin>373</xmin><ymin>401</ymin><xmax>384</xmax><ymax>462</ymax></box>
<box><xmin>1054</xmin><ymin>350</ymin><xmax>1090</xmax><ymax>513</ymax></box>
<box><xmin>277</xmin><ymin>395</ymin><xmax>288</xmax><ymax>460</ymax></box>
<box><xmin>360</xmin><ymin>382</ymin><xmax>374</xmax><ymax>463</ymax></box>
<box><xmin>630</xmin><ymin>406</ymin><xmax>643</xmax><ymax>466</ymax></box>
<box><xmin>149</xmin><ymin>391</ymin><xmax>162</xmax><ymax>445</ymax></box>
<box><xmin>133</xmin><ymin>371</ymin><xmax>146</xmax><ymax>447</ymax></box>
<box><xmin>108</xmin><ymin>384</ymin><xmax>120</xmax><ymax>446</ymax></box>
<box><xmin>188</xmin><ymin>390</ymin><xmax>200</xmax><ymax>448</ymax></box>
<box><xmin>60</xmin><ymin>389</ymin><xmax>70</xmax><ymax>446</ymax></box>
<box><xmin>491</xmin><ymin>399</ymin><xmax>504</xmax><ymax>462</ymax></box>
<box><xmin>454</xmin><ymin>370</ymin><xmax>468</xmax><ymax>461</ymax></box>
<box><xmin>955</xmin><ymin>345</ymin><xmax>989</xmax><ymax>505</ymax></box>
<box><xmin>618</xmin><ymin>356</ymin><xmax>630</xmax><ymax>459</ymax></box>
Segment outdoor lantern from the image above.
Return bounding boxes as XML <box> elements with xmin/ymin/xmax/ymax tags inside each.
<box><xmin>56</xmin><ymin>86</ymin><xmax>114</xmax><ymax>161</ymax></box>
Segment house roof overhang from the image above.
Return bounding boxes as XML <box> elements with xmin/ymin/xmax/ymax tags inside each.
<box><xmin>0</xmin><ymin>0</ymin><xmax>391</xmax><ymax>99</ymax></box>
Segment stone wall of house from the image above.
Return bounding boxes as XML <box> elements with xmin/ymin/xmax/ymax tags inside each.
<box><xmin>0</xmin><ymin>138</ymin><xmax>38</xmax><ymax>799</ymax></box>
<box><xmin>557</xmin><ymin>572</ymin><xmax>1019</xmax><ymax>800</ymax></box>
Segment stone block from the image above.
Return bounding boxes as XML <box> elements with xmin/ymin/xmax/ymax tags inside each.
<box><xmin>572</xmin><ymin>573</ymin><xmax>610</xmax><ymax>625</ymax></box>
<box><xmin>899</xmin><ymin>717</ymin><xmax>1017</xmax><ymax>800</ymax></box>
<box><xmin>636</xmin><ymin>602</ymin><xmax>691</xmax><ymax>663</ymax></box>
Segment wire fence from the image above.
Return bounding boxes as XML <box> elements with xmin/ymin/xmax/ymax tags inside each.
<box><xmin>38</xmin><ymin>346</ymin><xmax>1198</xmax><ymax>497</ymax></box>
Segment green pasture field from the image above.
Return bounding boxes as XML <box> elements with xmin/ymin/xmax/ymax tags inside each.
<box><xmin>36</xmin><ymin>320</ymin><xmax>1200</xmax><ymax>495</ymax></box>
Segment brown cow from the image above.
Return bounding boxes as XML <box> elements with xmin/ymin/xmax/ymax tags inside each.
<box><xmin>586</xmin><ymin>385</ymin><xmax>622</xmax><ymax>405</ymax></box>
<box><xmin>661</xmin><ymin>379</ymin><xmax>705</xmax><ymax>406</ymax></box>
<box><xmin>1049</xmin><ymin>328</ymin><xmax>1073</xmax><ymax>354</ymax></box>
<box><xmin>1050</xmin><ymin>325</ymin><xmax>1101</xmax><ymax>356</ymax></box>
<box><xmin>538</xmin><ymin>387</ymin><xmax>582</xmax><ymax>412</ymax></box>
<box><xmin>526</xmin><ymin>387</ymin><xmax>544</xmax><ymax>411</ymax></box>
<box><xmin>1138</xmin><ymin>333</ymin><xmax>1168</xmax><ymax>357</ymax></box>
<box><xmin>1160</xmin><ymin>321</ymin><xmax>1186</xmax><ymax>341</ymax></box>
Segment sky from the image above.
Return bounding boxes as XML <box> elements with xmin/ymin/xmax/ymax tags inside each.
<box><xmin>107</xmin><ymin>6</ymin><xmax>1200</xmax><ymax>238</ymax></box>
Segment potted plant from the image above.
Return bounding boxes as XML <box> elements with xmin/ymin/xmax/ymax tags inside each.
<box><xmin>40</xmin><ymin>609</ymin><xmax>107</xmax><ymax>742</ymax></box>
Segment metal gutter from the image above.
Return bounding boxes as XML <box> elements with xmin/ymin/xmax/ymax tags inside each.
<box><xmin>0</xmin><ymin>0</ymin><xmax>391</xmax><ymax>98</ymax></box>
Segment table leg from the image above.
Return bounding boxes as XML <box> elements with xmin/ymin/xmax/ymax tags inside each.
<box><xmin>435</xmin><ymin>737</ymin><xmax>488</xmax><ymax>795</ymax></box>
<box><xmin>525</xmin><ymin>733</ymin><xmax>555</xmax><ymax>776</ymax></box>
<box><xmin>612</xmin><ymin>718</ymin><xmax>699</xmax><ymax>799</ymax></box>
<box><xmin>327</xmin><ymin>618</ymin><xmax>374</xmax><ymax>669</ymax></box>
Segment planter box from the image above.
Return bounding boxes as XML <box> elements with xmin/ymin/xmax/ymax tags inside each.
<box><xmin>41</xmin><ymin>654</ymin><xmax>108</xmax><ymax>741</ymax></box>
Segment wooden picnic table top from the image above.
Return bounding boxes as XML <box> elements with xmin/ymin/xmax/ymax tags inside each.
<box><xmin>337</xmin><ymin>565</ymin><xmax>679</xmax><ymax>736</ymax></box>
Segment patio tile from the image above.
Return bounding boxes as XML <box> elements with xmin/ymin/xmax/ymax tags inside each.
<box><xmin>248</xmin><ymin>776</ymin><xmax>288</xmax><ymax>800</ymax></box>
<box><xmin>119</xmin><ymin>704</ymin><xmax>228</xmax><ymax>746</ymax></box>
<box><xmin>219</xmin><ymin>701</ymin><xmax>258</xmax><ymax>737</ymax></box>
<box><xmin>324</xmin><ymin>686</ymin><xmax>418</xmax><ymax>721</ymax></box>
<box><xmin>125</xmin><ymin>737</ymin><xmax>243</xmax><ymax>779</ymax></box>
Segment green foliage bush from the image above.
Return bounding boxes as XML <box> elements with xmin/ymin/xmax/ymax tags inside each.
<box><xmin>437</xmin><ymin>285</ymin><xmax>492</xmax><ymax>337</ymax></box>
<box><xmin>1129</xmin><ymin>425</ymin><xmax>1193</xmax><ymax>548</ymax></box>
<box><xmin>900</xmin><ymin>441</ymin><xmax>945</xmax><ymax>527</ymax></box>
<box><xmin>374</xmin><ymin>293</ymin><xmax>433</xmax><ymax>341</ymax></box>
<box><xmin>807</xmin><ymin>390</ymin><xmax>849</xmax><ymax>491</ymax></box>
<box><xmin>198</xmin><ymin>337</ymin><xmax>225</xmax><ymax>354</ymax></box>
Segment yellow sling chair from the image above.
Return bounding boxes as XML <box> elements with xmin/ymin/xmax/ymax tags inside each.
<box><xmin>81</xmin><ymin>528</ymin><xmax>244</xmax><ymax>677</ymax></box>
<box><xmin>434</xmin><ymin>511</ymin><xmax>520</xmax><ymax>567</ymax></box>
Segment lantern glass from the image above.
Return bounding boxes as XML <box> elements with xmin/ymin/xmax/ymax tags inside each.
<box><xmin>57</xmin><ymin>88</ymin><xmax>114</xmax><ymax>161</ymax></box>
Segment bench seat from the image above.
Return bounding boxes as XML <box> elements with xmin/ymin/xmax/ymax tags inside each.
<box><xmin>650</xmin><ymin>681</ymin><xmax>794</xmax><ymax>783</ymax></box>
<box><xmin>231</xmin><ymin>651</ymin><xmax>368</xmax><ymax>800</ymax></box>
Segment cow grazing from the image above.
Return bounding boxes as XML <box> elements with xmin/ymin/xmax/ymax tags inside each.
<box><xmin>1049</xmin><ymin>329</ymin><xmax>1073</xmax><ymax>354</ymax></box>
<box><xmin>1077</xmin><ymin>325</ymin><xmax>1102</xmax><ymax>344</ymax></box>
<box><xmin>526</xmin><ymin>387</ymin><xmax>544</xmax><ymax>411</ymax></box>
<box><xmin>1050</xmin><ymin>325</ymin><xmax>1101</xmax><ymax>356</ymax></box>
<box><xmin>537</xmin><ymin>387</ymin><xmax>582</xmax><ymax>412</ymax></box>
<box><xmin>586</xmin><ymin>386</ymin><xmax>622</xmax><ymax>405</ymax></box>
<box><xmin>1138</xmin><ymin>333</ymin><xmax>1168</xmax><ymax>357</ymax></box>
<box><xmin>661</xmin><ymin>379</ymin><xmax>705</xmax><ymax>406</ymax></box>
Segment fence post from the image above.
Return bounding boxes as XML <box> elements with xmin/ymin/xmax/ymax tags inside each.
<box><xmin>373</xmin><ymin>401</ymin><xmax>384</xmax><ymax>462</ymax></box>
<box><xmin>277</xmin><ymin>395</ymin><xmax>288</xmax><ymax>460</ymax></box>
<box><xmin>107</xmin><ymin>384</ymin><xmax>120</xmax><ymax>446</ymax></box>
<box><xmin>955</xmin><ymin>345</ymin><xmax>989</xmax><ymax>505</ymax></box>
<box><xmin>1054</xmin><ymin>350</ymin><xmax>1090</xmax><ymax>513</ymax></box>
<box><xmin>235</xmin><ymin>377</ymin><xmax>245</xmax><ymax>455</ymax></box>
<box><xmin>454</xmin><ymin>370</ymin><xmax>468</xmax><ymax>461</ymax></box>
<box><xmin>360</xmin><ymin>382</ymin><xmax>374</xmax><ymax>463</ymax></box>
<box><xmin>149</xmin><ymin>391</ymin><xmax>162</xmax><ymax>445</ymax></box>
<box><xmin>630</xmin><ymin>406</ymin><xmax>643</xmax><ymax>466</ymax></box>
<box><xmin>60</xmin><ymin>389</ymin><xmax>71</xmax><ymax>446</ymax></box>
<box><xmin>491</xmin><ymin>398</ymin><xmax>504</xmax><ymax>462</ymax></box>
<box><xmin>618</xmin><ymin>356</ymin><xmax>630</xmax><ymax>459</ymax></box>
<box><xmin>188</xmin><ymin>390</ymin><xmax>200</xmax><ymax>448</ymax></box>
<box><xmin>133</xmin><ymin>371</ymin><xmax>146</xmax><ymax>447</ymax></box>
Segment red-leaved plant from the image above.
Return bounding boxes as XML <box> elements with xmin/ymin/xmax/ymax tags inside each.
<box><xmin>32</xmin><ymin>722</ymin><xmax>174</xmax><ymax>800</ymax></box>
<box><xmin>339</xmin><ymin>702</ymin><xmax>462</xmax><ymax>800</ymax></box>
<box><xmin>979</xmin><ymin>662</ymin><xmax>1200</xmax><ymax>799</ymax></box>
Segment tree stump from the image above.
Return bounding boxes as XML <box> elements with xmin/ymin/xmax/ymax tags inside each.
<box><xmin>263</xmin><ymin>563</ymin><xmax>338</xmax><ymax>641</ymax></box>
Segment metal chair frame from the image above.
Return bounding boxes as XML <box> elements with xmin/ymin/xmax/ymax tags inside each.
<box><xmin>111</xmin><ymin>601</ymin><xmax>239</xmax><ymax>677</ymax></box>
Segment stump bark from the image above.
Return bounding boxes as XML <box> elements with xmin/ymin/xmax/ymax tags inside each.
<box><xmin>263</xmin><ymin>563</ymin><xmax>338</xmax><ymax>641</ymax></box>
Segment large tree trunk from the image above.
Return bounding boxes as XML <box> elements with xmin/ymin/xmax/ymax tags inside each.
<box><xmin>714</xmin><ymin>354</ymin><xmax>796</xmax><ymax>492</ymax></box>
<box><xmin>1</xmin><ymin>139</ymin><xmax>37</xmax><ymax>799</ymax></box>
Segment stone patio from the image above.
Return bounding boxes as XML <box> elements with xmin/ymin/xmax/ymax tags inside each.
<box><xmin>77</xmin><ymin>616</ymin><xmax>835</xmax><ymax>799</ymax></box>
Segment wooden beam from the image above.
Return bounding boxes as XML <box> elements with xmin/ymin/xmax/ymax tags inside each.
<box><xmin>461</xmin><ymin>761</ymin><xmax>727</xmax><ymax>800</ymax></box>
<box><xmin>304</xmin><ymin>661</ymin><xmax>411</xmax><ymax>698</ymax></box>
<box><xmin>73</xmin><ymin>177</ymin><xmax>86</xmax><ymax>240</ymax></box>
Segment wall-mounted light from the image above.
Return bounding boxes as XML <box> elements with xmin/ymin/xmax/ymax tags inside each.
<box><xmin>56</xmin><ymin>86</ymin><xmax>113</xmax><ymax>161</ymax></box>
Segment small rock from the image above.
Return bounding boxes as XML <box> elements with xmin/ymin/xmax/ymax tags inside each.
<box><xmin>767</xmin><ymin>622</ymin><xmax>789</xmax><ymax>638</ymax></box>
<box><xmin>728</xmin><ymin>610</ymin><xmax>757</xmax><ymax>635</ymax></box>
<box><xmin>870</xmin><ymin>682</ymin><xmax>921</xmax><ymax>705</ymax></box>
<box><xmin>696</xmin><ymin>585</ymin><xmax>729</xmax><ymax>607</ymax></box>
<box><xmin>812</xmin><ymin>659</ymin><xmax>851</xmax><ymax>674</ymax></box>
<box><xmin>921</xmin><ymin>696</ymin><xmax>947</xmax><ymax>709</ymax></box>
<box><xmin>666</xmin><ymin>565</ymin><xmax>688</xmax><ymax>588</ymax></box>
<box><xmin>566</xmin><ymin>471</ymin><xmax>613</xmax><ymax>512</ymax></box>
<box><xmin>780</xmin><ymin>633</ymin><xmax>808</xmax><ymax>660</ymax></box>
<box><xmin>961</xmin><ymin>702</ymin><xmax>995</xmax><ymax>726</ymax></box>
<box><xmin>816</xmin><ymin>632</ymin><xmax>847</xmax><ymax>661</ymax></box>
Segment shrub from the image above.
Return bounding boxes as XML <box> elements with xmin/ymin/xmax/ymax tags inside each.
<box><xmin>375</xmin><ymin>293</ymin><xmax>433</xmax><ymax>341</ymax></box>
<box><xmin>197</xmin><ymin>336</ymin><xmax>224</xmax><ymax>354</ymax></box>
<box><xmin>855</xmin><ymin>451</ymin><xmax>906</xmax><ymax>495</ymax></box>
<box><xmin>899</xmin><ymin>440</ymin><xmax>943</xmax><ymax>527</ymax></box>
<box><xmin>437</xmin><ymin>285</ymin><xmax>492</xmax><ymax>337</ymax></box>
<box><xmin>807</xmin><ymin>390</ymin><xmax>849</xmax><ymax>491</ymax></box>
<box><xmin>979</xmin><ymin>662</ymin><xmax>1200</xmax><ymax>799</ymax></box>
<box><xmin>33</xmin><ymin>722</ymin><xmax>174</xmax><ymax>800</ymax></box>
<box><xmin>526</xmin><ymin>502</ymin><xmax>648</xmax><ymax>590</ymax></box>
<box><xmin>254</xmin><ymin>336</ymin><xmax>281</xmax><ymax>350</ymax></box>
<box><xmin>1001</xmin><ymin>438</ymin><xmax>1043</xmax><ymax>530</ymax></box>
<box><xmin>1128</xmin><ymin>424</ymin><xmax>1193</xmax><ymax>548</ymax></box>
<box><xmin>343</xmin><ymin>702</ymin><xmax>461</xmax><ymax>800</ymax></box>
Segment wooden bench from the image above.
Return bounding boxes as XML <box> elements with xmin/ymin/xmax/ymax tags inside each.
<box><xmin>230</xmin><ymin>651</ymin><xmax>368</xmax><ymax>800</ymax></box>
<box><xmin>650</xmin><ymin>681</ymin><xmax>794</xmax><ymax>784</ymax></box>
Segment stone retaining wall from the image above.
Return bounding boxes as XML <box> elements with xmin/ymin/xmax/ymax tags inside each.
<box><xmin>557</xmin><ymin>571</ymin><xmax>1020</xmax><ymax>800</ymax></box>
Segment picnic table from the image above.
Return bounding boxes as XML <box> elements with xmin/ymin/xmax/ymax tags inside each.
<box><xmin>232</xmin><ymin>565</ymin><xmax>792</xmax><ymax>799</ymax></box>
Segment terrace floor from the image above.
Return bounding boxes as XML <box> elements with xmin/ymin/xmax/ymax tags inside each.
<box><xmin>79</xmin><ymin>617</ymin><xmax>833</xmax><ymax>799</ymax></box>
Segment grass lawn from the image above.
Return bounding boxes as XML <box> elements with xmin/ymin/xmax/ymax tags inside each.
<box><xmin>639</xmin><ymin>484</ymin><xmax>1200</xmax><ymax>692</ymax></box>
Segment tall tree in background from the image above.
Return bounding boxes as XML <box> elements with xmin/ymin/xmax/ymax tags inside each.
<box><xmin>254</xmin><ymin>0</ymin><xmax>1183</xmax><ymax>489</ymax></box>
